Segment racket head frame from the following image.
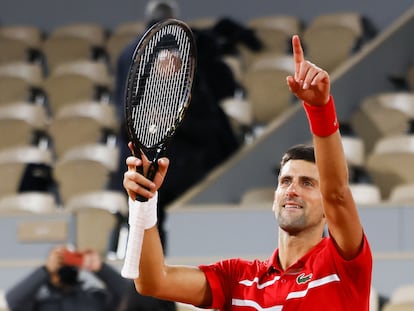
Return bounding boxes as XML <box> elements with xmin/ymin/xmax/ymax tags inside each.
<box><xmin>124</xmin><ymin>18</ymin><xmax>197</xmax><ymax>172</ymax></box>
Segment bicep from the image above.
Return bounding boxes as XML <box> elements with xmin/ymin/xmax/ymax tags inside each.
<box><xmin>137</xmin><ymin>265</ymin><xmax>212</xmax><ymax>307</ymax></box>
<box><xmin>165</xmin><ymin>265</ymin><xmax>212</xmax><ymax>307</ymax></box>
<box><xmin>314</xmin><ymin>133</ymin><xmax>364</xmax><ymax>259</ymax></box>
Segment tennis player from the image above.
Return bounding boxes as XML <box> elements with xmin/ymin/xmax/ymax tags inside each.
<box><xmin>123</xmin><ymin>35</ymin><xmax>372</xmax><ymax>310</ymax></box>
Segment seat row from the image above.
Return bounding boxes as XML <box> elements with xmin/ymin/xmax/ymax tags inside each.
<box><xmin>189</xmin><ymin>11</ymin><xmax>374</xmax><ymax>72</ymax></box>
<box><xmin>0</xmin><ymin>11</ymin><xmax>373</xmax><ymax>72</ymax></box>
<box><xmin>0</xmin><ymin>11</ymin><xmax>378</xmax><ymax>145</ymax></box>
<box><xmin>0</xmin><ymin>21</ymin><xmax>145</xmax><ymax>73</ymax></box>
<box><xmin>0</xmin><ymin>60</ymin><xmax>113</xmax><ymax>113</ymax></box>
<box><xmin>239</xmin><ymin>129</ymin><xmax>414</xmax><ymax>204</ymax></box>
<box><xmin>4</xmin><ymin>91</ymin><xmax>414</xmax><ymax>205</ymax></box>
<box><xmin>0</xmin><ymin>143</ymin><xmax>120</xmax><ymax>204</ymax></box>
<box><xmin>0</xmin><ymin>99</ymin><xmax>119</xmax><ymax>156</ymax></box>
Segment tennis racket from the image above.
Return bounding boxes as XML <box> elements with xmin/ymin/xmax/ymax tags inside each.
<box><xmin>121</xmin><ymin>19</ymin><xmax>196</xmax><ymax>279</ymax></box>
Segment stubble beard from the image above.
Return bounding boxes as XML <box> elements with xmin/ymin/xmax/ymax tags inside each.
<box><xmin>277</xmin><ymin>211</ymin><xmax>308</xmax><ymax>235</ymax></box>
<box><xmin>276</xmin><ymin>196</ymin><xmax>308</xmax><ymax>235</ymax></box>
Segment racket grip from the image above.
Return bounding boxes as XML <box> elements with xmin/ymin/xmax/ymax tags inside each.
<box><xmin>136</xmin><ymin>162</ymin><xmax>159</xmax><ymax>202</ymax></box>
<box><xmin>121</xmin><ymin>206</ymin><xmax>145</xmax><ymax>279</ymax></box>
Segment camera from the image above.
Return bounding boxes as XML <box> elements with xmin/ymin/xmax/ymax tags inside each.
<box><xmin>62</xmin><ymin>249</ymin><xmax>84</xmax><ymax>267</ymax></box>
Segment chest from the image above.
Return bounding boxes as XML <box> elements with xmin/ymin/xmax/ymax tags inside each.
<box><xmin>227</xmin><ymin>265</ymin><xmax>357</xmax><ymax>311</ymax></box>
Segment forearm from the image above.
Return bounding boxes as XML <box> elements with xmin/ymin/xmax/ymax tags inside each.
<box><xmin>123</xmin><ymin>155</ymin><xmax>209</xmax><ymax>304</ymax></box>
<box><xmin>137</xmin><ymin>228</ymin><xmax>209</xmax><ymax>306</ymax></box>
<box><xmin>128</xmin><ymin>193</ymin><xmax>209</xmax><ymax>304</ymax></box>
<box><xmin>308</xmin><ymin>100</ymin><xmax>363</xmax><ymax>257</ymax></box>
<box><xmin>135</xmin><ymin>224</ymin><xmax>168</xmax><ymax>295</ymax></box>
<box><xmin>303</xmin><ymin>96</ymin><xmax>349</xmax><ymax>197</ymax></box>
<box><xmin>313</xmin><ymin>131</ymin><xmax>350</xmax><ymax>198</ymax></box>
<box><xmin>124</xmin><ymin>192</ymin><xmax>167</xmax><ymax>294</ymax></box>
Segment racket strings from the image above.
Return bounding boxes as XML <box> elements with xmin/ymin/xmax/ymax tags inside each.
<box><xmin>155</xmin><ymin>25</ymin><xmax>191</xmax><ymax>135</ymax></box>
<box><xmin>132</xmin><ymin>25</ymin><xmax>193</xmax><ymax>148</ymax></box>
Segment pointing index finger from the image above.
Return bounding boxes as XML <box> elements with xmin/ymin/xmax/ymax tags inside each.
<box><xmin>292</xmin><ymin>35</ymin><xmax>304</xmax><ymax>80</ymax></box>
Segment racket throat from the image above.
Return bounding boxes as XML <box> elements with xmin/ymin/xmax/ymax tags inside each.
<box><xmin>134</xmin><ymin>144</ymin><xmax>164</xmax><ymax>203</ymax></box>
<box><xmin>146</xmin><ymin>143</ymin><xmax>165</xmax><ymax>180</ymax></box>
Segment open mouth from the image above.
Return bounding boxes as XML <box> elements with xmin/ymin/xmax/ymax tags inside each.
<box><xmin>283</xmin><ymin>202</ymin><xmax>303</xmax><ymax>209</ymax></box>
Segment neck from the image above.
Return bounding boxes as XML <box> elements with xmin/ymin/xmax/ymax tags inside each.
<box><xmin>277</xmin><ymin>228</ymin><xmax>324</xmax><ymax>271</ymax></box>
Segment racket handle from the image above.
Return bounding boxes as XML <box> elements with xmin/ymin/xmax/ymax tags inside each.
<box><xmin>136</xmin><ymin>161</ymin><xmax>159</xmax><ymax>202</ymax></box>
<box><xmin>121</xmin><ymin>206</ymin><xmax>145</xmax><ymax>279</ymax></box>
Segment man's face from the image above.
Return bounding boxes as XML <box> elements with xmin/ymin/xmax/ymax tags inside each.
<box><xmin>273</xmin><ymin>159</ymin><xmax>325</xmax><ymax>235</ymax></box>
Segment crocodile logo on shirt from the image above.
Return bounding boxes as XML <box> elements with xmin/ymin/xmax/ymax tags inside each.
<box><xmin>296</xmin><ymin>273</ymin><xmax>313</xmax><ymax>284</ymax></box>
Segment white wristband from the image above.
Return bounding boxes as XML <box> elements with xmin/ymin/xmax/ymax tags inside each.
<box><xmin>128</xmin><ymin>192</ymin><xmax>158</xmax><ymax>229</ymax></box>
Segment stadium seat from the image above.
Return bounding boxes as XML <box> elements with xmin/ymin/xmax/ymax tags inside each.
<box><xmin>0</xmin><ymin>62</ymin><xmax>43</xmax><ymax>86</ymax></box>
<box><xmin>0</xmin><ymin>77</ymin><xmax>40</xmax><ymax>106</ymax></box>
<box><xmin>48</xmin><ymin>100</ymin><xmax>118</xmax><ymax>157</ymax></box>
<box><xmin>43</xmin><ymin>60</ymin><xmax>112</xmax><ymax>114</ymax></box>
<box><xmin>0</xmin><ymin>25</ymin><xmax>43</xmax><ymax>49</ymax></box>
<box><xmin>389</xmin><ymin>283</ymin><xmax>414</xmax><ymax>303</ymax></box>
<box><xmin>0</xmin><ymin>192</ymin><xmax>57</xmax><ymax>214</ymax></box>
<box><xmin>247</xmin><ymin>15</ymin><xmax>302</xmax><ymax>54</ymax></box>
<box><xmin>242</xmin><ymin>54</ymin><xmax>295</xmax><ymax>125</ymax></box>
<box><xmin>65</xmin><ymin>190</ymin><xmax>127</xmax><ymax>256</ymax></box>
<box><xmin>219</xmin><ymin>96</ymin><xmax>252</xmax><ymax>141</ymax></box>
<box><xmin>0</xmin><ymin>289</ymin><xmax>9</xmax><ymax>311</ymax></box>
<box><xmin>366</xmin><ymin>135</ymin><xmax>414</xmax><ymax>199</ymax></box>
<box><xmin>112</xmin><ymin>21</ymin><xmax>146</xmax><ymax>35</ymax></box>
<box><xmin>382</xmin><ymin>302</ymin><xmax>414</xmax><ymax>311</ymax></box>
<box><xmin>0</xmin><ymin>37</ymin><xmax>34</xmax><ymax>65</ymax></box>
<box><xmin>0</xmin><ymin>102</ymin><xmax>48</xmax><ymax>150</ymax></box>
<box><xmin>43</xmin><ymin>23</ymin><xmax>107</xmax><ymax>71</ymax></box>
<box><xmin>369</xmin><ymin>287</ymin><xmax>379</xmax><ymax>311</ymax></box>
<box><xmin>341</xmin><ymin>135</ymin><xmax>372</xmax><ymax>183</ymax></box>
<box><xmin>42</xmin><ymin>36</ymin><xmax>98</xmax><ymax>72</ymax></box>
<box><xmin>240</xmin><ymin>186</ymin><xmax>275</xmax><ymax>206</ymax></box>
<box><xmin>186</xmin><ymin>17</ymin><xmax>217</xmax><ymax>29</ymax></box>
<box><xmin>303</xmin><ymin>12</ymin><xmax>363</xmax><ymax>72</ymax></box>
<box><xmin>349</xmin><ymin>183</ymin><xmax>382</xmax><ymax>205</ymax></box>
<box><xmin>388</xmin><ymin>183</ymin><xmax>414</xmax><ymax>204</ymax></box>
<box><xmin>342</xmin><ymin>135</ymin><xmax>365</xmax><ymax>165</ymax></box>
<box><xmin>106</xmin><ymin>21</ymin><xmax>145</xmax><ymax>71</ymax></box>
<box><xmin>50</xmin><ymin>23</ymin><xmax>107</xmax><ymax>47</ymax></box>
<box><xmin>53</xmin><ymin>143</ymin><xmax>119</xmax><ymax>203</ymax></box>
<box><xmin>351</xmin><ymin>91</ymin><xmax>414</xmax><ymax>154</ymax></box>
<box><xmin>0</xmin><ymin>62</ymin><xmax>45</xmax><ymax>105</ymax></box>
<box><xmin>0</xmin><ymin>145</ymin><xmax>53</xmax><ymax>199</ymax></box>
<box><xmin>0</xmin><ymin>25</ymin><xmax>43</xmax><ymax>65</ymax></box>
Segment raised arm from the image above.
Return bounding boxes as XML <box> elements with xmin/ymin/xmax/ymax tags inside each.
<box><xmin>123</xmin><ymin>143</ymin><xmax>212</xmax><ymax>306</ymax></box>
<box><xmin>286</xmin><ymin>35</ymin><xmax>363</xmax><ymax>259</ymax></box>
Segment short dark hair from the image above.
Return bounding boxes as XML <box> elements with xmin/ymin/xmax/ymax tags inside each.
<box><xmin>280</xmin><ymin>144</ymin><xmax>315</xmax><ymax>169</ymax></box>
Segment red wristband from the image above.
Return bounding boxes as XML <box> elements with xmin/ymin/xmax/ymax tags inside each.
<box><xmin>303</xmin><ymin>96</ymin><xmax>339</xmax><ymax>137</ymax></box>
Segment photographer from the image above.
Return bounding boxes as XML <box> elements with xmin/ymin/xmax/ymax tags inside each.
<box><xmin>5</xmin><ymin>245</ymin><xmax>128</xmax><ymax>311</ymax></box>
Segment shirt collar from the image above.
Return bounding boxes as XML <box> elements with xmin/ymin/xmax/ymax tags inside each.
<box><xmin>266</xmin><ymin>237</ymin><xmax>329</xmax><ymax>274</ymax></box>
